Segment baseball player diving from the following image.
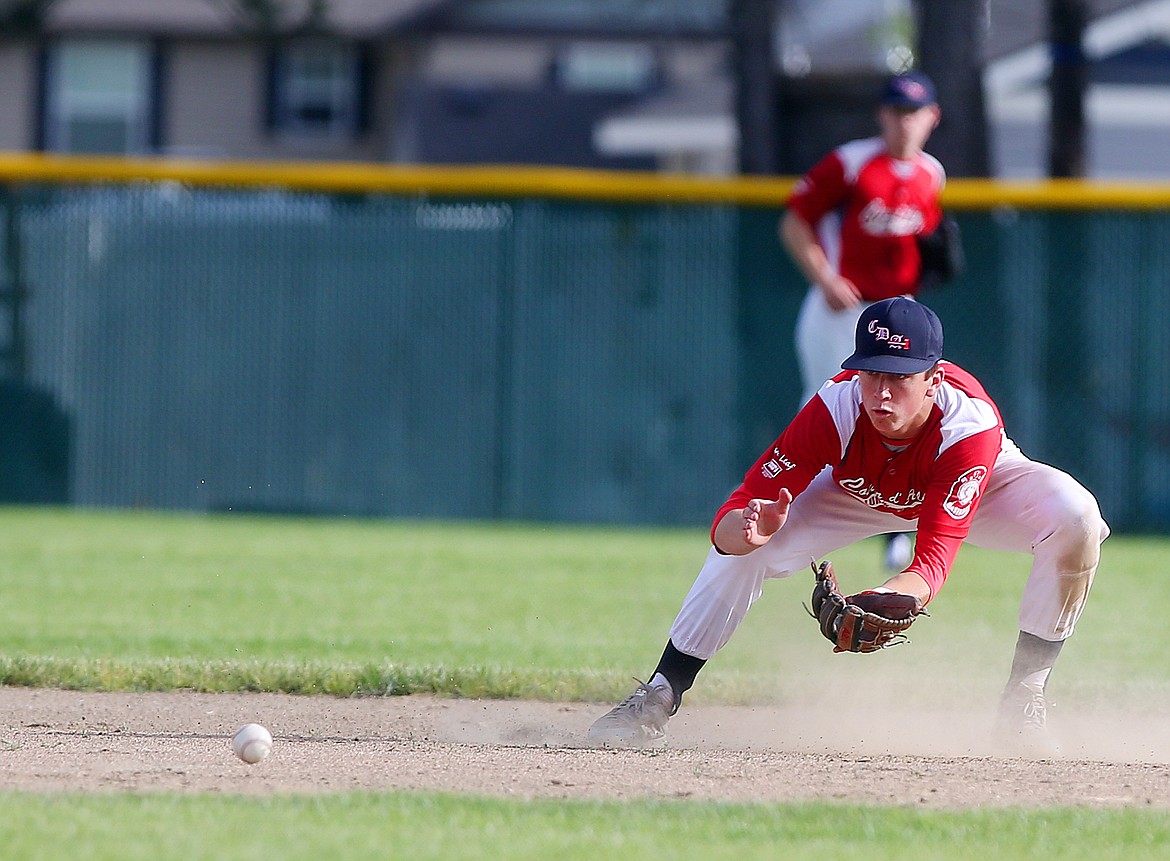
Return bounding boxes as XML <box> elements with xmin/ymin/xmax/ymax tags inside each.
<box><xmin>588</xmin><ymin>297</ymin><xmax>1108</xmax><ymax>756</ymax></box>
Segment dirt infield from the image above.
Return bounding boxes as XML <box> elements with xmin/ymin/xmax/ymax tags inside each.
<box><xmin>2</xmin><ymin>688</ymin><xmax>1169</xmax><ymax>808</ymax></box>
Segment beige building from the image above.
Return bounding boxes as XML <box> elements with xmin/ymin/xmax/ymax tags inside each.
<box><xmin>1</xmin><ymin>1</ymin><xmax>1165</xmax><ymax>178</ymax></box>
<box><xmin>0</xmin><ymin>0</ymin><xmax>732</xmax><ymax>170</ymax></box>
<box><xmin>0</xmin><ymin>0</ymin><xmax>440</xmax><ymax>161</ymax></box>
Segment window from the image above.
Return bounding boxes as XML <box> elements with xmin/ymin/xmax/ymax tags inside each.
<box><xmin>43</xmin><ymin>39</ymin><xmax>154</xmax><ymax>155</ymax></box>
<box><xmin>270</xmin><ymin>41</ymin><xmax>364</xmax><ymax>138</ymax></box>
<box><xmin>556</xmin><ymin>43</ymin><xmax>658</xmax><ymax>92</ymax></box>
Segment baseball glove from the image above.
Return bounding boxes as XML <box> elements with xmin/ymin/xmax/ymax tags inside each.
<box><xmin>917</xmin><ymin>215</ymin><xmax>965</xmax><ymax>290</ymax></box>
<box><xmin>807</xmin><ymin>559</ymin><xmax>927</xmax><ymax>653</ymax></box>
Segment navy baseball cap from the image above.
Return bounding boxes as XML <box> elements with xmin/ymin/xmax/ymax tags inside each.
<box><xmin>880</xmin><ymin>70</ymin><xmax>937</xmax><ymax>109</ymax></box>
<box><xmin>842</xmin><ymin>297</ymin><xmax>943</xmax><ymax>374</ymax></box>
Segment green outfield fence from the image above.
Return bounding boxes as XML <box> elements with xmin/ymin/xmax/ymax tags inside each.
<box><xmin>0</xmin><ymin>153</ymin><xmax>1167</xmax><ymax>531</ymax></box>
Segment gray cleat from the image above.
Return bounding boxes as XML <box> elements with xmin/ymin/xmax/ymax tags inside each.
<box><xmin>587</xmin><ymin>679</ymin><xmax>676</xmax><ymax>745</ymax></box>
<box><xmin>993</xmin><ymin>681</ymin><xmax>1061</xmax><ymax>758</ymax></box>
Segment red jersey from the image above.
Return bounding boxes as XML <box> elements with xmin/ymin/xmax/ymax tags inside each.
<box><xmin>786</xmin><ymin>137</ymin><xmax>945</xmax><ymax>301</ymax></box>
<box><xmin>713</xmin><ymin>362</ymin><xmax>1002</xmax><ymax>601</ymax></box>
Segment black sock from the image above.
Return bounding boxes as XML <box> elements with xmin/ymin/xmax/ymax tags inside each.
<box><xmin>651</xmin><ymin>640</ymin><xmax>706</xmax><ymax>709</ymax></box>
<box><xmin>1005</xmin><ymin>631</ymin><xmax>1064</xmax><ymax>691</ymax></box>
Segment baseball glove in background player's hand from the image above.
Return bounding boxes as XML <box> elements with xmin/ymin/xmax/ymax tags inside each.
<box><xmin>808</xmin><ymin>560</ymin><xmax>927</xmax><ymax>653</ymax></box>
<box><xmin>917</xmin><ymin>215</ymin><xmax>965</xmax><ymax>290</ymax></box>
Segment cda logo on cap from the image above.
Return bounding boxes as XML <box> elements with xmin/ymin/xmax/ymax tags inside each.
<box><xmin>842</xmin><ymin>297</ymin><xmax>943</xmax><ymax>375</ymax></box>
<box><xmin>880</xmin><ymin>71</ymin><xmax>938</xmax><ymax>109</ymax></box>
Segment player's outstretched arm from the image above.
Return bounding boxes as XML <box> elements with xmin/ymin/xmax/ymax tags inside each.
<box><xmin>712</xmin><ymin>489</ymin><xmax>793</xmax><ymax>555</ymax></box>
<box><xmin>878</xmin><ymin>569</ymin><xmax>931</xmax><ymax>605</ymax></box>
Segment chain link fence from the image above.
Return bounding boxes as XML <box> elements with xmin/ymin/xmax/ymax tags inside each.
<box><xmin>2</xmin><ymin>169</ymin><xmax>1167</xmax><ymax>531</ymax></box>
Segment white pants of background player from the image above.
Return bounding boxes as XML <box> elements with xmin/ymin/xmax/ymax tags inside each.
<box><xmin>795</xmin><ymin>288</ymin><xmax>872</xmax><ymax>405</ymax></box>
<box><xmin>668</xmin><ymin>437</ymin><xmax>1109</xmax><ymax>661</ymax></box>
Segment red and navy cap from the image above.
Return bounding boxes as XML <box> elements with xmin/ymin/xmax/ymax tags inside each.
<box><xmin>842</xmin><ymin>297</ymin><xmax>944</xmax><ymax>374</ymax></box>
<box><xmin>880</xmin><ymin>70</ymin><xmax>938</xmax><ymax>109</ymax></box>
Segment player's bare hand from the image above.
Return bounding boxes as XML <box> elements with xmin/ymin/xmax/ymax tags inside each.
<box><xmin>742</xmin><ymin>489</ymin><xmax>793</xmax><ymax>546</ymax></box>
<box><xmin>820</xmin><ymin>275</ymin><xmax>862</xmax><ymax>311</ymax></box>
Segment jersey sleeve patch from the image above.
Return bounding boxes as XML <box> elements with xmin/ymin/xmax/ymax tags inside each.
<box><xmin>942</xmin><ymin>466</ymin><xmax>988</xmax><ymax>520</ymax></box>
<box><xmin>760</xmin><ymin>450</ymin><xmax>796</xmax><ymax>479</ymax></box>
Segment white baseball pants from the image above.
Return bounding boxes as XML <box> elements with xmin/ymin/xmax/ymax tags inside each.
<box><xmin>795</xmin><ymin>288</ymin><xmax>870</xmax><ymax>406</ymax></box>
<box><xmin>668</xmin><ymin>438</ymin><xmax>1109</xmax><ymax>660</ymax></box>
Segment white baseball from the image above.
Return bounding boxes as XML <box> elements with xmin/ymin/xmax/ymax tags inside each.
<box><xmin>231</xmin><ymin>723</ymin><xmax>273</xmax><ymax>764</ymax></box>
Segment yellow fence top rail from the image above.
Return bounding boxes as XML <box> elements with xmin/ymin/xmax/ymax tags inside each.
<box><xmin>1</xmin><ymin>152</ymin><xmax>1169</xmax><ymax>210</ymax></box>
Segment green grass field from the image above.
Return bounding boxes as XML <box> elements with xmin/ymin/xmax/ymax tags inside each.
<box><xmin>2</xmin><ymin>506</ymin><xmax>1168</xmax><ymax>860</ymax></box>
<box><xmin>3</xmin><ymin>792</ymin><xmax>1169</xmax><ymax>861</ymax></box>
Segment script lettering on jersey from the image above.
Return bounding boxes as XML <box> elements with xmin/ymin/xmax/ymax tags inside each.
<box><xmin>838</xmin><ymin>476</ymin><xmax>925</xmax><ymax>512</ymax></box>
<box><xmin>942</xmin><ymin>466</ymin><xmax>988</xmax><ymax>520</ymax></box>
<box><xmin>760</xmin><ymin>448</ymin><xmax>796</xmax><ymax>479</ymax></box>
<box><xmin>859</xmin><ymin>199</ymin><xmax>925</xmax><ymax>237</ymax></box>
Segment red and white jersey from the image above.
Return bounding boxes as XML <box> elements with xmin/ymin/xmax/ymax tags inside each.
<box><xmin>786</xmin><ymin>137</ymin><xmax>945</xmax><ymax>301</ymax></box>
<box><xmin>714</xmin><ymin>362</ymin><xmax>1002</xmax><ymax>600</ymax></box>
